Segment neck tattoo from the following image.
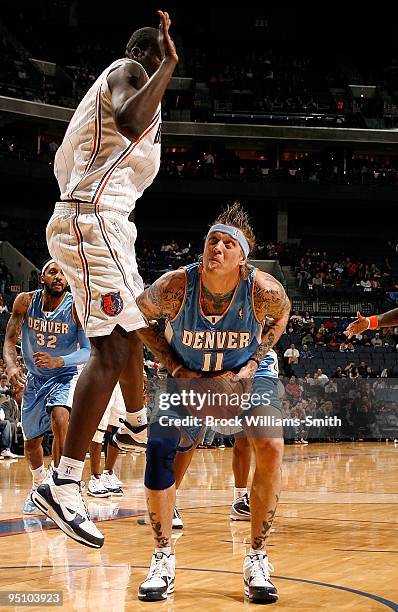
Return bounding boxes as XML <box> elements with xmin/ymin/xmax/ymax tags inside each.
<box><xmin>201</xmin><ymin>283</ymin><xmax>235</xmax><ymax>314</ymax></box>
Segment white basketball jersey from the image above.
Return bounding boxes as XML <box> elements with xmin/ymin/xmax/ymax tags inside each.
<box><xmin>54</xmin><ymin>58</ymin><xmax>161</xmax><ymax>214</ymax></box>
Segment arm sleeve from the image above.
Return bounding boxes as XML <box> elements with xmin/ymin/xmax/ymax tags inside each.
<box><xmin>61</xmin><ymin>327</ymin><xmax>91</xmax><ymax>367</ymax></box>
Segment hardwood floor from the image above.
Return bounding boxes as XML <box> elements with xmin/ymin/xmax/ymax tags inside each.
<box><xmin>0</xmin><ymin>442</ymin><xmax>397</xmax><ymax>611</ymax></box>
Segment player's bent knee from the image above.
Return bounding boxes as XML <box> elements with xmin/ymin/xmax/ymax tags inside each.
<box><xmin>144</xmin><ymin>427</ymin><xmax>180</xmax><ymax>490</ymax></box>
<box><xmin>50</xmin><ymin>407</ymin><xmax>69</xmax><ymax>430</ymax></box>
<box><xmin>252</xmin><ymin>437</ymin><xmax>284</xmax><ymax>460</ymax></box>
<box><xmin>24</xmin><ymin>437</ymin><xmax>43</xmax><ymax>452</ymax></box>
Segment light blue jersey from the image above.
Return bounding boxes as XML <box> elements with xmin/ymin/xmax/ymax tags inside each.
<box><xmin>22</xmin><ymin>290</ymin><xmax>79</xmax><ymax>379</ymax></box>
<box><xmin>165</xmin><ymin>263</ymin><xmax>279</xmax><ymax>379</ymax></box>
<box><xmin>20</xmin><ymin>289</ymin><xmax>89</xmax><ymax>440</ymax></box>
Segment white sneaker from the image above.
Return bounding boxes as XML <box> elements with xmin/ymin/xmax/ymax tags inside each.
<box><xmin>101</xmin><ymin>471</ymin><xmax>123</xmax><ymax>496</ymax></box>
<box><xmin>138</xmin><ymin>552</ymin><xmax>175</xmax><ymax>601</ymax></box>
<box><xmin>230</xmin><ymin>493</ymin><xmax>251</xmax><ymax>521</ymax></box>
<box><xmin>243</xmin><ymin>553</ymin><xmax>278</xmax><ymax>603</ymax></box>
<box><xmin>113</xmin><ymin>473</ymin><xmax>123</xmax><ymax>487</ymax></box>
<box><xmin>87</xmin><ymin>475</ymin><xmax>111</xmax><ymax>498</ymax></box>
<box><xmin>31</xmin><ymin>471</ymin><xmax>104</xmax><ymax>548</ymax></box>
<box><xmin>172</xmin><ymin>508</ymin><xmax>183</xmax><ymax>530</ymax></box>
<box><xmin>1</xmin><ymin>449</ymin><xmax>18</xmax><ymax>459</ymax></box>
<box><xmin>23</xmin><ymin>483</ymin><xmax>42</xmax><ymax>515</ymax></box>
<box><xmin>112</xmin><ymin>420</ymin><xmax>147</xmax><ymax>455</ymax></box>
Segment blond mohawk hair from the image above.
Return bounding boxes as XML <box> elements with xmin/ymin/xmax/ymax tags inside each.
<box><xmin>212</xmin><ymin>201</ymin><xmax>256</xmax><ymax>254</ymax></box>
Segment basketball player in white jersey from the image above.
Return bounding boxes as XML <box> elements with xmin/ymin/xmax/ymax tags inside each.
<box><xmin>33</xmin><ymin>11</ymin><xmax>178</xmax><ymax>548</ymax></box>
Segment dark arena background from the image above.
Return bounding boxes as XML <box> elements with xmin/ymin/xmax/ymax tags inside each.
<box><xmin>0</xmin><ymin>2</ymin><xmax>397</xmax><ymax>610</ymax></box>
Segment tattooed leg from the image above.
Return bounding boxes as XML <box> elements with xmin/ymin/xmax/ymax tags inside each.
<box><xmin>248</xmin><ymin>433</ymin><xmax>283</xmax><ymax>551</ymax></box>
<box><xmin>146</xmin><ymin>485</ymin><xmax>175</xmax><ymax>549</ymax></box>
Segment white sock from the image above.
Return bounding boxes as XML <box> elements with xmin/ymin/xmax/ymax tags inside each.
<box><xmin>57</xmin><ymin>456</ymin><xmax>84</xmax><ymax>482</ymax></box>
<box><xmin>155</xmin><ymin>546</ymin><xmax>172</xmax><ymax>556</ymax></box>
<box><xmin>234</xmin><ymin>486</ymin><xmax>248</xmax><ymax>501</ymax></box>
<box><xmin>31</xmin><ymin>464</ymin><xmax>46</xmax><ymax>484</ymax></box>
<box><xmin>249</xmin><ymin>547</ymin><xmax>267</xmax><ymax>557</ymax></box>
<box><xmin>126</xmin><ymin>407</ymin><xmax>147</xmax><ymax>427</ymax></box>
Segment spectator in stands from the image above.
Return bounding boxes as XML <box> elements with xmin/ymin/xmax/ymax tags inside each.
<box><xmin>360</xmin><ymin>277</ymin><xmax>372</xmax><ymax>290</ymax></box>
<box><xmin>344</xmin><ymin>361</ymin><xmax>356</xmax><ymax>377</ymax></box>
<box><xmin>202</xmin><ymin>151</ymin><xmax>215</xmax><ymax>178</ymax></box>
<box><xmin>382</xmin><ymin>327</ymin><xmax>397</xmax><ymax>347</ymax></box>
<box><xmin>285</xmin><ymin>376</ymin><xmax>303</xmax><ymax>401</ymax></box>
<box><xmin>0</xmin><ymin>400</ymin><xmax>18</xmax><ymax>458</ymax></box>
<box><xmin>300</xmin><ymin>344</ymin><xmax>313</xmax><ymax>359</ymax></box>
<box><xmin>339</xmin><ymin>340</ymin><xmax>355</xmax><ymax>352</ymax></box>
<box><xmin>332</xmin><ymin>365</ymin><xmax>345</xmax><ymax>378</ymax></box>
<box><xmin>361</xmin><ymin>333</ymin><xmax>372</xmax><ymax>347</ymax></box>
<box><xmin>0</xmin><ymin>387</ymin><xmax>21</xmax><ymax>456</ymax></box>
<box><xmin>284</xmin><ymin>343</ymin><xmax>300</xmax><ymax>364</ymax></box>
<box><xmin>290</xmin><ymin>311</ymin><xmax>303</xmax><ymax>330</ymax></box>
<box><xmin>301</xmin><ymin>330</ymin><xmax>314</xmax><ymax>346</ymax></box>
<box><xmin>327</xmin><ymin>334</ymin><xmax>339</xmax><ymax>350</ymax></box>
<box><xmin>365</xmin><ymin>366</ymin><xmax>375</xmax><ymax>378</ymax></box>
<box><xmin>0</xmin><ymin>374</ymin><xmax>11</xmax><ymax>398</ymax></box>
<box><xmin>312</xmin><ymin>273</ymin><xmax>323</xmax><ymax>293</ymax></box>
<box><xmin>324</xmin><ymin>379</ymin><xmax>338</xmax><ymax>395</ymax></box>
<box><xmin>371</xmin><ymin>333</ymin><xmax>383</xmax><ymax>347</ymax></box>
<box><xmin>297</xmin><ymin>268</ymin><xmax>311</xmax><ymax>288</ymax></box>
<box><xmin>302</xmin><ymin>312</ymin><xmax>314</xmax><ymax>326</ymax></box>
<box><xmin>316</xmin><ymin>368</ymin><xmax>329</xmax><ymax>385</ymax></box>
<box><xmin>357</xmin><ymin>360</ymin><xmax>368</xmax><ymax>377</ymax></box>
<box><xmin>314</xmin><ymin>329</ymin><xmax>326</xmax><ymax>346</ymax></box>
<box><xmin>349</xmin><ymin>366</ymin><xmax>360</xmax><ymax>380</ymax></box>
<box><xmin>0</xmin><ymin>294</ymin><xmax>8</xmax><ymax>314</ymax></box>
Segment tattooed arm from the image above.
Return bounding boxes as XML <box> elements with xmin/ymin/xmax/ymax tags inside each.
<box><xmin>3</xmin><ymin>292</ymin><xmax>33</xmax><ymax>388</ymax></box>
<box><xmin>233</xmin><ymin>272</ymin><xmax>290</xmax><ymax>380</ymax></box>
<box><xmin>136</xmin><ymin>269</ymin><xmax>201</xmax><ymax>378</ymax></box>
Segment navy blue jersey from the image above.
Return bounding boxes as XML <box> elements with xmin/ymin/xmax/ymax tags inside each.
<box><xmin>22</xmin><ymin>290</ymin><xmax>80</xmax><ymax>378</ymax></box>
<box><xmin>165</xmin><ymin>263</ymin><xmax>278</xmax><ymax>378</ymax></box>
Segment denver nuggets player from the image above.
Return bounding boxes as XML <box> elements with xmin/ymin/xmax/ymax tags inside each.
<box><xmin>33</xmin><ymin>12</ymin><xmax>178</xmax><ymax>547</ymax></box>
<box><xmin>135</xmin><ymin>203</ymin><xmax>290</xmax><ymax>603</ymax></box>
<box><xmin>3</xmin><ymin>261</ymin><xmax>90</xmax><ymax>514</ymax></box>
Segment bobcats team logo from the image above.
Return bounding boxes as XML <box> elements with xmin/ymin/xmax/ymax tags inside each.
<box><xmin>238</xmin><ymin>308</ymin><xmax>243</xmax><ymax>319</ymax></box>
<box><xmin>101</xmin><ymin>292</ymin><xmax>124</xmax><ymax>317</ymax></box>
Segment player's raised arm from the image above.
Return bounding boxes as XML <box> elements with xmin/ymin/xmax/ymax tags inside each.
<box><xmin>137</xmin><ymin>269</ymin><xmax>200</xmax><ymax>378</ymax></box>
<box><xmin>108</xmin><ymin>10</ymin><xmax>178</xmax><ymax>141</ymax></box>
<box><xmin>3</xmin><ymin>292</ymin><xmax>32</xmax><ymax>388</ymax></box>
<box><xmin>345</xmin><ymin>308</ymin><xmax>398</xmax><ymax>338</ymax></box>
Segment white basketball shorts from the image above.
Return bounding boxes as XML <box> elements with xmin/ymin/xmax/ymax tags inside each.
<box><xmin>47</xmin><ymin>202</ymin><xmax>146</xmax><ymax>337</ymax></box>
<box><xmin>93</xmin><ymin>383</ymin><xmax>126</xmax><ymax>443</ymax></box>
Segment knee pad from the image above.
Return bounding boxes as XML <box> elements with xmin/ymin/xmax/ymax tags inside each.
<box><xmin>144</xmin><ymin>423</ymin><xmax>180</xmax><ymax>490</ymax></box>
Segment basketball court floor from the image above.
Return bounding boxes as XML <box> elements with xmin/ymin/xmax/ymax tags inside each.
<box><xmin>0</xmin><ymin>442</ymin><xmax>397</xmax><ymax>611</ymax></box>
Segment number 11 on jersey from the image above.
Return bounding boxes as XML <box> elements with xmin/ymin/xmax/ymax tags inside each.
<box><xmin>202</xmin><ymin>352</ymin><xmax>224</xmax><ymax>372</ymax></box>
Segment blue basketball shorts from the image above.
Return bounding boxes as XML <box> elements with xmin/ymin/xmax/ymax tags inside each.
<box><xmin>21</xmin><ymin>371</ymin><xmax>79</xmax><ymax>440</ymax></box>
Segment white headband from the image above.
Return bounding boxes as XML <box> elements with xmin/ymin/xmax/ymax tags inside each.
<box><xmin>41</xmin><ymin>259</ymin><xmax>57</xmax><ymax>276</ymax></box>
<box><xmin>207</xmin><ymin>224</ymin><xmax>250</xmax><ymax>258</ymax></box>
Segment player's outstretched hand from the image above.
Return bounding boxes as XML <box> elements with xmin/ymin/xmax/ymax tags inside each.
<box><xmin>6</xmin><ymin>366</ymin><xmax>26</xmax><ymax>389</ymax></box>
<box><xmin>344</xmin><ymin>312</ymin><xmax>370</xmax><ymax>338</ymax></box>
<box><xmin>157</xmin><ymin>10</ymin><xmax>178</xmax><ymax>65</ymax></box>
<box><xmin>33</xmin><ymin>352</ymin><xmax>64</xmax><ymax>369</ymax></box>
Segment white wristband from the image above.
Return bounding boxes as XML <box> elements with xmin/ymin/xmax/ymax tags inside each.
<box><xmin>171</xmin><ymin>364</ymin><xmax>183</xmax><ymax>377</ymax></box>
